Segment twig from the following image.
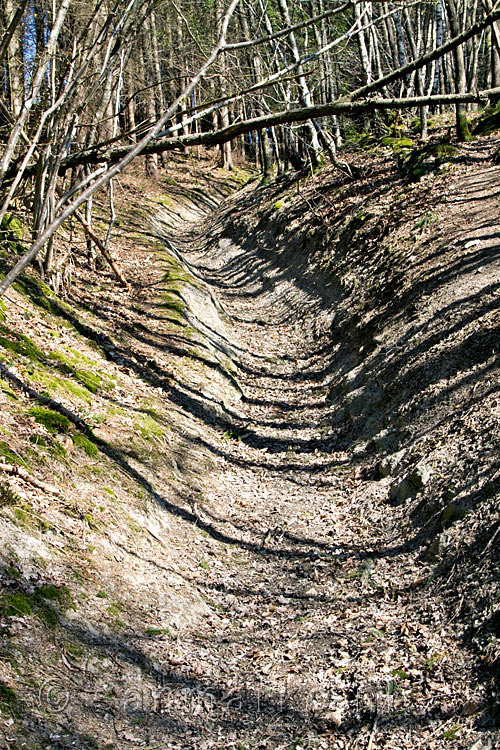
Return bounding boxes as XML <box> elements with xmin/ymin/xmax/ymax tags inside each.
<box><xmin>367</xmin><ymin>713</ymin><xmax>378</xmax><ymax>750</ymax></box>
<box><xmin>480</xmin><ymin>519</ymin><xmax>500</xmax><ymax>557</ymax></box>
<box><xmin>145</xmin><ymin>525</ymin><xmax>170</xmax><ymax>549</ymax></box>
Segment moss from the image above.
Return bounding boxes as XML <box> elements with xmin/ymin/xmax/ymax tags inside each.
<box><xmin>107</xmin><ymin>602</ymin><xmax>125</xmax><ymax>627</ymax></box>
<box><xmin>0</xmin><ymin>324</ymin><xmax>45</xmax><ymax>361</ymax></box>
<box><xmin>473</xmin><ymin>99</ymin><xmax>500</xmax><ymax>135</ymax></box>
<box><xmin>1</xmin><ymin>214</ymin><xmax>23</xmax><ymax>240</ymax></box>
<box><xmin>135</xmin><ymin>413</ymin><xmax>164</xmax><ymax>440</ymax></box>
<box><xmin>71</xmin><ymin>367</ymin><xmax>107</xmax><ymax>394</ymax></box>
<box><xmin>145</xmin><ymin>627</ymin><xmax>172</xmax><ymax>638</ymax></box>
<box><xmin>0</xmin><ymin>680</ymin><xmax>17</xmax><ymax>708</ymax></box>
<box><xmin>0</xmin><ymin>481</ymin><xmax>21</xmax><ymax>506</ymax></box>
<box><xmin>160</xmin><ymin>288</ymin><xmax>186</xmax><ymax>314</ymax></box>
<box><xmin>0</xmin><ymin>584</ymin><xmax>76</xmax><ymax>629</ymax></box>
<box><xmin>28</xmin><ymin>406</ymin><xmax>71</xmax><ymax>434</ymax></box>
<box><xmin>399</xmin><ymin>142</ymin><xmax>459</xmax><ymax>181</ymax></box>
<box><xmin>0</xmin><ymin>381</ymin><xmax>18</xmax><ymax>400</ymax></box>
<box><xmin>107</xmin><ymin>602</ymin><xmax>124</xmax><ymax>616</ymax></box>
<box><xmin>413</xmin><ymin>211</ymin><xmax>438</xmax><ymax>230</ymax></box>
<box><xmin>11</xmin><ymin>274</ymin><xmax>70</xmax><ymax>321</ymax></box>
<box><xmin>48</xmin><ymin>439</ymin><xmax>67</xmax><ymax>459</ymax></box>
<box><xmin>231</xmin><ymin>169</ymin><xmax>252</xmax><ymax>186</ymax></box>
<box><xmin>0</xmin><ymin>324</ymin><xmax>109</xmax><ymax>402</ymax></box>
<box><xmin>380</xmin><ymin>136</ymin><xmax>414</xmax><ymax>152</ymax></box>
<box><xmin>66</xmin><ymin>644</ymin><xmax>84</xmax><ymax>658</ymax></box>
<box><xmin>163</xmin><ymin>256</ymin><xmax>191</xmax><ymax>277</ymax></box>
<box><xmin>49</xmin><ymin>351</ymin><xmax>112</xmax><ymax>393</ymax></box>
<box><xmin>0</xmin><ymin>441</ymin><xmax>23</xmax><ymax>465</ymax></box>
<box><xmin>0</xmin><ymin>592</ymin><xmax>33</xmax><ymax>617</ymax></box>
<box><xmin>84</xmin><ymin>512</ymin><xmax>100</xmax><ymax>530</ymax></box>
<box><xmin>6</xmin><ymin>564</ymin><xmax>20</xmax><ymax>579</ymax></box>
<box><xmin>67</xmin><ymin>348</ymin><xmax>98</xmax><ymax>366</ymax></box>
<box><xmin>61</xmin><ymin>378</ymin><xmax>95</xmax><ymax>402</ymax></box>
<box><xmin>72</xmin><ymin>433</ymin><xmax>99</xmax><ymax>457</ymax></box>
<box><xmin>28</xmin><ymin>435</ymin><xmax>47</xmax><ymax>448</ymax></box>
<box><xmin>34</xmin><ymin>584</ymin><xmax>74</xmax><ymax>610</ymax></box>
<box><xmin>163</xmin><ymin>268</ymin><xmax>197</xmax><ymax>287</ymax></box>
<box><xmin>12</xmin><ymin>504</ymin><xmax>53</xmax><ymax>532</ymax></box>
<box><xmin>456</xmin><ymin>111</ymin><xmax>472</xmax><ymax>141</ymax></box>
<box><xmin>157</xmin><ymin>195</ymin><xmax>174</xmax><ymax>206</ymax></box>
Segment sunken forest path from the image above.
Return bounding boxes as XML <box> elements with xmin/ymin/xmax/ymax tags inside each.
<box><xmin>132</xmin><ymin>159</ymin><xmax>500</xmax><ymax>750</ymax></box>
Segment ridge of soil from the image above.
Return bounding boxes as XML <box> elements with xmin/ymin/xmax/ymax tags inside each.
<box><xmin>0</xmin><ymin>143</ymin><xmax>499</xmax><ymax>750</ymax></box>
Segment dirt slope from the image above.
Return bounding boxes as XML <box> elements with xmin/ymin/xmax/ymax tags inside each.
<box><xmin>0</xmin><ymin>143</ymin><xmax>499</xmax><ymax>750</ymax></box>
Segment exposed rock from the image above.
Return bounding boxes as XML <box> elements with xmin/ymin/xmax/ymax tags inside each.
<box><xmin>361</xmin><ymin>414</ymin><xmax>385</xmax><ymax>440</ymax></box>
<box><xmin>340</xmin><ymin>367</ymin><xmax>364</xmax><ymax>394</ymax></box>
<box><xmin>399</xmin><ymin>142</ymin><xmax>459</xmax><ymax>180</ymax></box>
<box><xmin>389</xmin><ymin>477</ymin><xmax>417</xmax><ymax>504</ymax></box>
<box><xmin>373</xmin><ymin>428</ymin><xmax>398</xmax><ymax>453</ymax></box>
<box><xmin>378</xmin><ymin>449</ymin><xmax>406</xmax><ymax>478</ymax></box>
<box><xmin>423</xmin><ymin>532</ymin><xmax>449</xmax><ymax>560</ymax></box>
<box><xmin>409</xmin><ymin>464</ymin><xmax>433</xmax><ymax>489</ymax></box>
<box><xmin>472</xmin><ymin>101</ymin><xmax>500</xmax><ymax>135</ymax></box>
<box><xmin>346</xmin><ymin>384</ymin><xmax>383</xmax><ymax>418</ymax></box>
<box><xmin>331</xmin><ymin>407</ymin><xmax>346</xmax><ymax>425</ymax></box>
<box><xmin>440</xmin><ymin>500</ymin><xmax>467</xmax><ymax>529</ymax></box>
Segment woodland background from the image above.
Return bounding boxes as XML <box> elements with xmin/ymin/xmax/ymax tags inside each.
<box><xmin>1</xmin><ymin>0</ymin><xmax>500</xmax><ymax>289</ymax></box>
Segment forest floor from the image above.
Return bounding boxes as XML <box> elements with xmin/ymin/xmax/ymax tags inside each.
<box><xmin>0</xmin><ymin>134</ymin><xmax>499</xmax><ymax>750</ymax></box>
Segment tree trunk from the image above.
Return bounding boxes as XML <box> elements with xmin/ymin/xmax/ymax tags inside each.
<box><xmin>445</xmin><ymin>0</ymin><xmax>472</xmax><ymax>140</ymax></box>
<box><xmin>3</xmin><ymin>0</ymin><xmax>24</xmax><ymax>117</ymax></box>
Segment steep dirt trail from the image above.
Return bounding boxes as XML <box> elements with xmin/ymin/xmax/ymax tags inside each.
<box><xmin>145</xmin><ymin>164</ymin><xmax>497</xmax><ymax>749</ymax></box>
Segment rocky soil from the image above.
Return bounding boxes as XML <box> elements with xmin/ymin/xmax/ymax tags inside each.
<box><xmin>0</xmin><ymin>139</ymin><xmax>499</xmax><ymax>750</ymax></box>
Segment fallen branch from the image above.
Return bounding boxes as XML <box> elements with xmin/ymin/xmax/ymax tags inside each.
<box><xmin>53</xmin><ymin>185</ymin><xmax>128</xmax><ymax>288</ymax></box>
<box><xmin>72</xmin><ymin>208</ymin><xmax>129</xmax><ymax>289</ymax></box>
<box><xmin>13</xmin><ymin>86</ymin><xmax>498</xmax><ymax>176</ymax></box>
<box><xmin>0</xmin><ymin>462</ymin><xmax>62</xmax><ymax>496</ymax></box>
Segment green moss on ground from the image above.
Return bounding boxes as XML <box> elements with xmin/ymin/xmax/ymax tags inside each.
<box><xmin>50</xmin><ymin>350</ymin><xmax>113</xmax><ymax>393</ymax></box>
<box><xmin>0</xmin><ymin>584</ymin><xmax>74</xmax><ymax>629</ymax></box>
<box><xmin>134</xmin><ymin>413</ymin><xmax>165</xmax><ymax>441</ymax></box>
<box><xmin>0</xmin><ymin>441</ymin><xmax>23</xmax><ymax>465</ymax></box>
<box><xmin>0</xmin><ymin>481</ymin><xmax>21</xmax><ymax>506</ymax></box>
<box><xmin>0</xmin><ymin>680</ymin><xmax>17</xmax><ymax>713</ymax></box>
<box><xmin>473</xmin><ymin>100</ymin><xmax>500</xmax><ymax>135</ymax></box>
<box><xmin>34</xmin><ymin>583</ymin><xmax>74</xmax><ymax>610</ymax></box>
<box><xmin>0</xmin><ymin>592</ymin><xmax>33</xmax><ymax>617</ymax></box>
<box><xmin>0</xmin><ymin>324</ymin><xmax>46</xmax><ymax>361</ymax></box>
<box><xmin>72</xmin><ymin>433</ymin><xmax>99</xmax><ymax>456</ymax></box>
<box><xmin>0</xmin><ymin>380</ymin><xmax>19</xmax><ymax>400</ymax></box>
<box><xmin>161</xmin><ymin>292</ymin><xmax>185</xmax><ymax>317</ymax></box>
<box><xmin>28</xmin><ymin>406</ymin><xmax>71</xmax><ymax>434</ymax></box>
<box><xmin>399</xmin><ymin>142</ymin><xmax>459</xmax><ymax>180</ymax></box>
<box><xmin>27</xmin><ymin>364</ymin><xmax>94</xmax><ymax>403</ymax></box>
<box><xmin>0</xmin><ymin>320</ymin><xmax>113</xmax><ymax>406</ymax></box>
<box><xmin>380</xmin><ymin>136</ymin><xmax>414</xmax><ymax>152</ymax></box>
